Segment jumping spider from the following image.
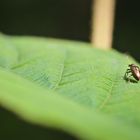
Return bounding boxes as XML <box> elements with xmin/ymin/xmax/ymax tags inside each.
<box><xmin>124</xmin><ymin>64</ymin><xmax>140</xmax><ymax>82</ymax></box>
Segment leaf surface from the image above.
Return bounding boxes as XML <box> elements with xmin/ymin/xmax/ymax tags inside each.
<box><xmin>0</xmin><ymin>34</ymin><xmax>140</xmax><ymax>140</ymax></box>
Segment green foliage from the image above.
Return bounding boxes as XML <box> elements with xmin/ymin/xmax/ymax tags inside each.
<box><xmin>0</xmin><ymin>34</ymin><xmax>140</xmax><ymax>140</ymax></box>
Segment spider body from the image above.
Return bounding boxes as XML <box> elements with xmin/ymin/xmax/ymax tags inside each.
<box><xmin>125</xmin><ymin>64</ymin><xmax>140</xmax><ymax>81</ymax></box>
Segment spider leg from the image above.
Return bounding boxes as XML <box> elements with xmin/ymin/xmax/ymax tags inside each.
<box><xmin>124</xmin><ymin>69</ymin><xmax>132</xmax><ymax>81</ymax></box>
<box><xmin>126</xmin><ymin>69</ymin><xmax>131</xmax><ymax>72</ymax></box>
<box><xmin>127</xmin><ymin>73</ymin><xmax>133</xmax><ymax>82</ymax></box>
<box><xmin>127</xmin><ymin>73</ymin><xmax>133</xmax><ymax>78</ymax></box>
<box><xmin>125</xmin><ymin>69</ymin><xmax>131</xmax><ymax>76</ymax></box>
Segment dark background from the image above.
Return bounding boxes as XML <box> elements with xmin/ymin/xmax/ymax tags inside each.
<box><xmin>0</xmin><ymin>107</ymin><xmax>76</xmax><ymax>140</ymax></box>
<box><xmin>0</xmin><ymin>0</ymin><xmax>140</xmax><ymax>60</ymax></box>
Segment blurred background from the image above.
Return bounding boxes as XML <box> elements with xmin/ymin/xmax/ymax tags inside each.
<box><xmin>0</xmin><ymin>0</ymin><xmax>140</xmax><ymax>60</ymax></box>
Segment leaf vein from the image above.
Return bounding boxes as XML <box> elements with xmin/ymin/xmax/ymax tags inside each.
<box><xmin>98</xmin><ymin>66</ymin><xmax>119</xmax><ymax>110</ymax></box>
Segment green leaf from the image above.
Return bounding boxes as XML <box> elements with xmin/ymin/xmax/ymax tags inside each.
<box><xmin>0</xmin><ymin>34</ymin><xmax>140</xmax><ymax>140</ymax></box>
